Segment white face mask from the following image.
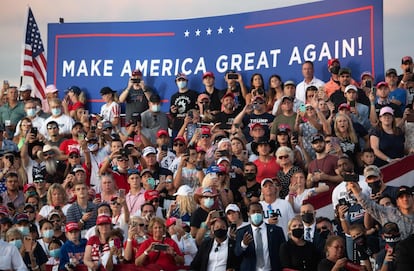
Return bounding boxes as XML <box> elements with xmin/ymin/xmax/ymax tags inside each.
<box><xmin>177</xmin><ymin>81</ymin><xmax>187</xmax><ymax>89</ymax></box>
<box><xmin>151</xmin><ymin>104</ymin><xmax>160</xmax><ymax>112</ymax></box>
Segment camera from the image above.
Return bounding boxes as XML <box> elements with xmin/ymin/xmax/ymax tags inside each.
<box><xmin>406</xmin><ymin>67</ymin><xmax>411</xmax><ymax>73</ymax></box>
<box><xmin>153</xmin><ymin>244</ymin><xmax>169</xmax><ymax>251</ymax></box>
<box><xmin>211</xmin><ymin>210</ymin><xmax>225</xmax><ymax>219</ymax></box>
<box><xmin>188</xmin><ymin>111</ymin><xmax>193</xmax><ymax>118</ymax></box>
<box><xmin>256</xmin><ymin>88</ymin><xmax>265</xmax><ymax>96</ymax></box>
<box><xmin>131</xmin><ymin>78</ymin><xmax>141</xmax><ymax>84</ymax></box>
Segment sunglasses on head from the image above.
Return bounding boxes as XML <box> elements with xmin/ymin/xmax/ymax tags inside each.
<box><xmin>50</xmin><ymin>219</ymin><xmax>61</xmax><ymax>223</ymax></box>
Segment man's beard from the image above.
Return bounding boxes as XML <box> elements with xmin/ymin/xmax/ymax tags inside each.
<box><xmin>45</xmin><ymin>159</ymin><xmax>57</xmax><ymax>175</ymax></box>
<box><xmin>314</xmin><ymin>145</ymin><xmax>326</xmax><ymax>154</ymax></box>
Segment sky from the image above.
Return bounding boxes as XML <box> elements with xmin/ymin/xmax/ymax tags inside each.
<box><xmin>0</xmin><ymin>0</ymin><xmax>413</xmax><ymax>86</ymax></box>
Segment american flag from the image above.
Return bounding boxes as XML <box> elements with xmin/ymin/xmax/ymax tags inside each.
<box><xmin>22</xmin><ymin>7</ymin><xmax>47</xmax><ymax>100</ymax></box>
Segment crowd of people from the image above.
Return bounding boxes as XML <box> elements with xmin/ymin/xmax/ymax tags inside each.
<box><xmin>0</xmin><ymin>56</ymin><xmax>414</xmax><ymax>271</ymax></box>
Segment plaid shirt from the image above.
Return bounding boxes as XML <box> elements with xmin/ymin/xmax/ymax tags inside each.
<box><xmin>66</xmin><ymin>201</ymin><xmax>97</xmax><ymax>230</ymax></box>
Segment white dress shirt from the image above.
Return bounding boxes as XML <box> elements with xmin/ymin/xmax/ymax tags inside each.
<box><xmin>207</xmin><ymin>238</ymin><xmax>229</xmax><ymax>271</ymax></box>
<box><xmin>0</xmin><ymin>239</ymin><xmax>28</xmax><ymax>271</ymax></box>
<box><xmin>251</xmin><ymin>224</ymin><xmax>272</xmax><ymax>271</ymax></box>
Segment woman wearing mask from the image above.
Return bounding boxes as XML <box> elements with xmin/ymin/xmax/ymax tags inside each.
<box><xmin>37</xmin><ymin>219</ymin><xmax>58</xmax><ymax>259</ymax></box>
<box><xmin>279</xmin><ymin>216</ymin><xmax>321</xmax><ymax>271</ymax></box>
<box><xmin>191</xmin><ymin>216</ymin><xmax>239</xmax><ymax>271</ymax></box>
<box><xmin>6</xmin><ymin>226</ymin><xmax>48</xmax><ymax>271</ymax></box>
<box><xmin>190</xmin><ymin>186</ymin><xmax>218</xmax><ymax>238</ymax></box>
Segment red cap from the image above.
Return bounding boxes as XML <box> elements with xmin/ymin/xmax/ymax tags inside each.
<box><xmin>201</xmin><ymin>126</ymin><xmax>211</xmax><ymax>135</ymax></box>
<box><xmin>96</xmin><ymin>215</ymin><xmax>112</xmax><ymax>225</ymax></box>
<box><xmin>156</xmin><ymin>129</ymin><xmax>169</xmax><ymax>138</ymax></box>
<box><xmin>65</xmin><ymin>222</ymin><xmax>80</xmax><ymax>232</ymax></box>
<box><xmin>252</xmin><ymin>95</ymin><xmax>265</xmax><ymax>102</ymax></box>
<box><xmin>250</xmin><ymin>122</ymin><xmax>263</xmax><ymax>131</ymax></box>
<box><xmin>197</xmin><ymin>93</ymin><xmax>210</xmax><ymax>102</ymax></box>
<box><xmin>402</xmin><ymin>56</ymin><xmax>413</xmax><ymax>64</ymax></box>
<box><xmin>166</xmin><ymin>217</ymin><xmax>177</xmax><ymax>228</ymax></box>
<box><xmin>23</xmin><ymin>183</ymin><xmax>36</xmax><ymax>193</ymax></box>
<box><xmin>338</xmin><ymin>103</ymin><xmax>351</xmax><ymax>111</ymax></box>
<box><xmin>376</xmin><ymin>81</ymin><xmax>388</xmax><ymax>89</ymax></box>
<box><xmin>144</xmin><ymin>190</ymin><xmax>160</xmax><ymax>201</ymax></box>
<box><xmin>327</xmin><ymin>58</ymin><xmax>340</xmax><ymax>67</ymax></box>
<box><xmin>173</xmin><ymin>136</ymin><xmax>186</xmax><ymax>143</ymax></box>
<box><xmin>0</xmin><ymin>206</ymin><xmax>9</xmax><ymax>216</ymax></box>
<box><xmin>202</xmin><ymin>71</ymin><xmax>215</xmax><ymax>79</ymax></box>
<box><xmin>221</xmin><ymin>92</ymin><xmax>235</xmax><ymax>100</ymax></box>
<box><xmin>132</xmin><ymin>69</ymin><xmax>142</xmax><ymax>76</ymax></box>
<box><xmin>69</xmin><ymin>148</ymin><xmax>80</xmax><ymax>155</ymax></box>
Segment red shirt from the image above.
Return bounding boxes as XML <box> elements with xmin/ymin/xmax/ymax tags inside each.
<box><xmin>136</xmin><ymin>237</ymin><xmax>183</xmax><ymax>271</ymax></box>
<box><xmin>112</xmin><ymin>170</ymin><xmax>130</xmax><ymax>193</ymax></box>
<box><xmin>86</xmin><ymin>235</ymin><xmax>110</xmax><ymax>262</ymax></box>
<box><xmin>60</xmin><ymin>138</ymin><xmax>80</xmax><ymax>155</ymax></box>
<box><xmin>68</xmin><ymin>101</ymin><xmax>85</xmax><ymax>111</ymax></box>
<box><xmin>254</xmin><ymin>156</ymin><xmax>280</xmax><ymax>183</ymax></box>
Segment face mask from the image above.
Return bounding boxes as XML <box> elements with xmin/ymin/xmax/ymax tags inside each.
<box><xmin>301</xmin><ymin>213</ymin><xmax>314</xmax><ymax>224</ymax></box>
<box><xmin>88</xmin><ymin>143</ymin><xmax>99</xmax><ymax>152</ymax></box>
<box><xmin>291</xmin><ymin>228</ymin><xmax>304</xmax><ymax>239</ymax></box>
<box><xmin>151</xmin><ymin>104</ymin><xmax>160</xmax><ymax>112</ymax></box>
<box><xmin>51</xmin><ymin>108</ymin><xmax>61</xmax><ymax>116</ymax></box>
<box><xmin>147</xmin><ymin>178</ymin><xmax>156</xmax><ymax>190</ymax></box>
<box><xmin>177</xmin><ymin>81</ymin><xmax>187</xmax><ymax>89</ymax></box>
<box><xmin>250</xmin><ymin>213</ymin><xmax>263</xmax><ymax>225</ymax></box>
<box><xmin>136</xmin><ymin>236</ymin><xmax>146</xmax><ymax>244</ymax></box>
<box><xmin>203</xmin><ymin>198</ymin><xmax>214</xmax><ymax>209</ymax></box>
<box><xmin>244</xmin><ymin>173</ymin><xmax>256</xmax><ymax>181</ymax></box>
<box><xmin>49</xmin><ymin>248</ymin><xmax>61</xmax><ymax>258</ymax></box>
<box><xmin>9</xmin><ymin>239</ymin><xmax>23</xmax><ymax>249</ymax></box>
<box><xmin>36</xmin><ymin>105</ymin><xmax>42</xmax><ymax>113</ymax></box>
<box><xmin>368</xmin><ymin>180</ymin><xmax>382</xmax><ymax>195</ymax></box>
<box><xmin>18</xmin><ymin>226</ymin><xmax>30</xmax><ymax>236</ymax></box>
<box><xmin>27</xmin><ymin>108</ymin><xmax>36</xmax><ymax>117</ymax></box>
<box><xmin>329</xmin><ymin>66</ymin><xmax>340</xmax><ymax>75</ymax></box>
<box><xmin>214</xmin><ymin>228</ymin><xmax>228</xmax><ymax>239</ymax></box>
<box><xmin>43</xmin><ymin>229</ymin><xmax>54</xmax><ymax>238</ymax></box>
<box><xmin>319</xmin><ymin>230</ymin><xmax>330</xmax><ymax>240</ymax></box>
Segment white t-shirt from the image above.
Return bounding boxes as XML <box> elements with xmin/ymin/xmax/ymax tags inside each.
<box><xmin>40</xmin><ymin>114</ymin><xmax>75</xmax><ymax>138</ymax></box>
<box><xmin>331</xmin><ymin>175</ymin><xmax>371</xmax><ymax>209</ymax></box>
<box><xmin>295</xmin><ymin>77</ymin><xmax>325</xmax><ymax>103</ymax></box>
<box><xmin>260</xmin><ymin>199</ymin><xmax>295</xmax><ymax>237</ymax></box>
<box><xmin>39</xmin><ymin>204</ymin><xmax>72</xmax><ymax>219</ymax></box>
<box><xmin>100</xmin><ymin>101</ymin><xmax>120</xmax><ymax>123</ymax></box>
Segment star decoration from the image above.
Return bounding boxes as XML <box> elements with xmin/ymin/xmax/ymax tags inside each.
<box><xmin>195</xmin><ymin>29</ymin><xmax>201</xmax><ymax>36</ymax></box>
<box><xmin>184</xmin><ymin>30</ymin><xmax>190</xmax><ymax>37</ymax></box>
<box><xmin>218</xmin><ymin>27</ymin><xmax>223</xmax><ymax>34</ymax></box>
<box><xmin>206</xmin><ymin>28</ymin><xmax>212</xmax><ymax>35</ymax></box>
<box><xmin>229</xmin><ymin>25</ymin><xmax>235</xmax><ymax>33</ymax></box>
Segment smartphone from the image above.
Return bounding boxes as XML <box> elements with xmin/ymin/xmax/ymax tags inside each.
<box><xmin>31</xmin><ymin>127</ymin><xmax>38</xmax><ymax>136</ymax></box>
<box><xmin>55</xmin><ymin>205</ymin><xmax>61</xmax><ymax>210</ymax></box>
<box><xmin>331</xmin><ymin>137</ymin><xmax>340</xmax><ymax>146</ymax></box>
<box><xmin>161</xmin><ymin>144</ymin><xmax>168</xmax><ymax>152</ymax></box>
<box><xmin>338</xmin><ymin>198</ymin><xmax>351</xmax><ymax>208</ymax></box>
<box><xmin>24</xmin><ymin>236</ymin><xmax>33</xmax><ymax>251</ymax></box>
<box><xmin>211</xmin><ymin>210</ymin><xmax>224</xmax><ymax>219</ymax></box>
<box><xmin>372</xmin><ymin>87</ymin><xmax>377</xmax><ymax>97</ymax></box>
<box><xmin>84</xmin><ymin>110</ymin><xmax>89</xmax><ymax>116</ymax></box>
<box><xmin>188</xmin><ymin>111</ymin><xmax>193</xmax><ymax>118</ymax></box>
<box><xmin>230</xmin><ymin>223</ymin><xmax>237</xmax><ymax>231</ymax></box>
<box><xmin>343</xmin><ymin>173</ymin><xmax>358</xmax><ymax>182</ymax></box>
<box><xmin>234</xmin><ymin>123</ymin><xmax>240</xmax><ymax>129</ymax></box>
<box><xmin>176</xmin><ymin>218</ymin><xmax>182</xmax><ymax>226</ymax></box>
<box><xmin>134</xmin><ymin>134</ymin><xmax>141</xmax><ymax>143</ymax></box>
<box><xmin>406</xmin><ymin>112</ymin><xmax>414</xmax><ymax>122</ymax></box>
<box><xmin>299</xmin><ymin>104</ymin><xmax>306</xmax><ymax>113</ymax></box>
<box><xmin>78</xmin><ymin>133</ymin><xmax>85</xmax><ymax>141</ymax></box>
<box><xmin>153</xmin><ymin>244</ymin><xmax>169</xmax><ymax>251</ymax></box>
<box><xmin>3</xmin><ymin>80</ymin><xmax>8</xmax><ymax>85</ymax></box>
<box><xmin>109</xmin><ymin>238</ymin><xmax>121</xmax><ymax>249</ymax></box>
<box><xmin>227</xmin><ymin>73</ymin><xmax>238</xmax><ymax>80</ymax></box>
<box><xmin>406</xmin><ymin>67</ymin><xmax>411</xmax><ymax>73</ymax></box>
<box><xmin>131</xmin><ymin>78</ymin><xmax>141</xmax><ymax>84</ymax></box>
<box><xmin>349</xmin><ymin>101</ymin><xmax>356</xmax><ymax>107</ymax></box>
<box><xmin>118</xmin><ymin>189</ymin><xmax>126</xmax><ymax>198</ymax></box>
<box><xmin>365</xmin><ymin>80</ymin><xmax>372</xmax><ymax>88</ymax></box>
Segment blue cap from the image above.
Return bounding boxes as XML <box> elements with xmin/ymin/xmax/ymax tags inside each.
<box><xmin>206</xmin><ymin>165</ymin><xmax>220</xmax><ymax>174</ymax></box>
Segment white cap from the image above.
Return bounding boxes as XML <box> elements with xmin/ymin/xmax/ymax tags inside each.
<box><xmin>344</xmin><ymin>84</ymin><xmax>357</xmax><ymax>93</ymax></box>
<box><xmin>173</xmin><ymin>185</ymin><xmax>193</xmax><ymax>196</ymax></box>
<box><xmin>217</xmin><ymin>157</ymin><xmax>230</xmax><ymax>165</ymax></box>
<box><xmin>225</xmin><ymin>203</ymin><xmax>240</xmax><ymax>213</ymax></box>
<box><xmin>19</xmin><ymin>84</ymin><xmax>32</xmax><ymax>91</ymax></box>
<box><xmin>142</xmin><ymin>146</ymin><xmax>157</xmax><ymax>157</ymax></box>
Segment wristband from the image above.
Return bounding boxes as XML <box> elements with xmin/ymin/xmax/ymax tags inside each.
<box><xmin>200</xmin><ymin>222</ymin><xmax>208</xmax><ymax>230</ymax></box>
<box><xmin>127</xmin><ymin>238</ymin><xmax>132</xmax><ymax>242</ymax></box>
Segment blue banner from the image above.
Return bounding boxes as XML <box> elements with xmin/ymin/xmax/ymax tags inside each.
<box><xmin>47</xmin><ymin>0</ymin><xmax>384</xmax><ymax>113</ymax></box>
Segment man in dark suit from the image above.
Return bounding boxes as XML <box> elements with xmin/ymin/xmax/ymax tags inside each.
<box><xmin>300</xmin><ymin>202</ymin><xmax>326</xmax><ymax>257</ymax></box>
<box><xmin>235</xmin><ymin>202</ymin><xmax>286</xmax><ymax>271</ymax></box>
<box><xmin>191</xmin><ymin>216</ymin><xmax>239</xmax><ymax>271</ymax></box>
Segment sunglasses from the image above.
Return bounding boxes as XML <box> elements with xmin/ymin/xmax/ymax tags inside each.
<box><xmin>174</xmin><ymin>143</ymin><xmax>185</xmax><ymax>147</ymax></box>
<box><xmin>165</xmin><ymin>179</ymin><xmax>173</xmax><ymax>184</ymax></box>
<box><xmin>69</xmin><ymin>154</ymin><xmax>80</xmax><ymax>159</ymax></box>
<box><xmin>117</xmin><ymin>158</ymin><xmax>129</xmax><ymax>162</ymax></box>
<box><xmin>325</xmin><ymin>140</ymin><xmax>331</xmax><ymax>144</ymax></box>
<box><xmin>253</xmin><ymin>101</ymin><xmax>265</xmax><ymax>105</ymax></box>
<box><xmin>278</xmin><ymin>155</ymin><xmax>289</xmax><ymax>160</ymax></box>
<box><xmin>111</xmin><ymin>201</ymin><xmax>121</xmax><ymax>205</ymax></box>
<box><xmin>201</xmin><ymin>134</ymin><xmax>210</xmax><ymax>138</ymax></box>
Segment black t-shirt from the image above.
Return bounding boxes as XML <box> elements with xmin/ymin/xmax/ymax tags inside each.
<box><xmin>241</xmin><ymin>112</ymin><xmax>274</xmax><ymax>141</ymax></box>
<box><xmin>317</xmin><ymin>258</ymin><xmax>346</xmax><ymax>271</ymax></box>
<box><xmin>279</xmin><ymin>239</ymin><xmax>321</xmax><ymax>271</ymax></box>
<box><xmin>214</xmin><ymin>111</ymin><xmax>239</xmax><ymax>130</ymax></box>
<box><xmin>330</xmin><ymin>88</ymin><xmax>370</xmax><ymax>110</ymax></box>
<box><xmin>23</xmin><ymin>242</ymin><xmax>48</xmax><ymax>270</ymax></box>
<box><xmin>221</xmin><ymin>86</ymin><xmax>246</xmax><ymax>111</ymax></box>
<box><xmin>374</xmin><ymin>102</ymin><xmax>403</xmax><ymax>118</ymax></box>
<box><xmin>125</xmin><ymin>87</ymin><xmax>152</xmax><ymax>122</ymax></box>
<box><xmin>169</xmin><ymin>89</ymin><xmax>199</xmax><ymax>131</ymax></box>
<box><xmin>201</xmin><ymin>88</ymin><xmax>225</xmax><ymax>112</ymax></box>
<box><xmin>190</xmin><ymin>207</ymin><xmax>209</xmax><ymax>228</ymax></box>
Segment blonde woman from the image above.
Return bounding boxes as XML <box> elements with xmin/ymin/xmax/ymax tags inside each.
<box><xmin>38</xmin><ymin>183</ymin><xmax>71</xmax><ymax>221</ymax></box>
<box><xmin>99</xmin><ymin>87</ymin><xmax>120</xmax><ymax>130</ymax></box>
<box><xmin>333</xmin><ymin>113</ymin><xmax>360</xmax><ymax>165</ymax></box>
<box><xmin>167</xmin><ymin>185</ymin><xmax>197</xmax><ymax>225</ymax></box>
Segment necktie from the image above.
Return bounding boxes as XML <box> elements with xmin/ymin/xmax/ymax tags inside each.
<box><xmin>255</xmin><ymin>227</ymin><xmax>265</xmax><ymax>268</ymax></box>
<box><xmin>305</xmin><ymin>228</ymin><xmax>312</xmax><ymax>242</ymax></box>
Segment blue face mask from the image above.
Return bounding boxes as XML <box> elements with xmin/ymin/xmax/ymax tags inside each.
<box><xmin>51</xmin><ymin>108</ymin><xmax>61</xmax><ymax>116</ymax></box>
<box><xmin>27</xmin><ymin>108</ymin><xmax>36</xmax><ymax>117</ymax></box>
<box><xmin>49</xmin><ymin>248</ymin><xmax>61</xmax><ymax>258</ymax></box>
<box><xmin>9</xmin><ymin>239</ymin><xmax>23</xmax><ymax>249</ymax></box>
<box><xmin>18</xmin><ymin>226</ymin><xmax>30</xmax><ymax>236</ymax></box>
<box><xmin>203</xmin><ymin>198</ymin><xmax>214</xmax><ymax>209</ymax></box>
<box><xmin>43</xmin><ymin>229</ymin><xmax>54</xmax><ymax>239</ymax></box>
<box><xmin>147</xmin><ymin>178</ymin><xmax>156</xmax><ymax>190</ymax></box>
<box><xmin>177</xmin><ymin>81</ymin><xmax>187</xmax><ymax>89</ymax></box>
<box><xmin>250</xmin><ymin>213</ymin><xmax>263</xmax><ymax>225</ymax></box>
<box><xmin>151</xmin><ymin>104</ymin><xmax>160</xmax><ymax>112</ymax></box>
<box><xmin>88</xmin><ymin>143</ymin><xmax>99</xmax><ymax>152</ymax></box>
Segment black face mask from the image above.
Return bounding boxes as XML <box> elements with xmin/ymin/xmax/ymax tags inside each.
<box><xmin>244</xmin><ymin>173</ymin><xmax>256</xmax><ymax>181</ymax></box>
<box><xmin>329</xmin><ymin>66</ymin><xmax>340</xmax><ymax>75</ymax></box>
<box><xmin>291</xmin><ymin>228</ymin><xmax>304</xmax><ymax>239</ymax></box>
<box><xmin>368</xmin><ymin>180</ymin><xmax>382</xmax><ymax>195</ymax></box>
<box><xmin>301</xmin><ymin>213</ymin><xmax>314</xmax><ymax>224</ymax></box>
<box><xmin>214</xmin><ymin>228</ymin><xmax>227</xmax><ymax>239</ymax></box>
<box><xmin>319</xmin><ymin>230</ymin><xmax>330</xmax><ymax>240</ymax></box>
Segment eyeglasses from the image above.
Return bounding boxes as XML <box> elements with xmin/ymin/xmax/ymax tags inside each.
<box><xmin>132</xmin><ymin>223</ymin><xmax>145</xmax><ymax>227</ymax></box>
<box><xmin>201</xmin><ymin>134</ymin><xmax>210</xmax><ymax>138</ymax></box>
<box><xmin>69</xmin><ymin>154</ymin><xmax>80</xmax><ymax>159</ymax></box>
<box><xmin>278</xmin><ymin>155</ymin><xmax>289</xmax><ymax>160</ymax></box>
<box><xmin>118</xmin><ymin>158</ymin><xmax>129</xmax><ymax>162</ymax></box>
<box><xmin>173</xmin><ymin>143</ymin><xmax>184</xmax><ymax>147</ymax></box>
<box><xmin>47</xmin><ymin>126</ymin><xmax>58</xmax><ymax>130</ymax></box>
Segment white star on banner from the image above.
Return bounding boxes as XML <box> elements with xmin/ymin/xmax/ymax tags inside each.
<box><xmin>195</xmin><ymin>29</ymin><xmax>201</xmax><ymax>36</ymax></box>
<box><xmin>206</xmin><ymin>28</ymin><xmax>212</xmax><ymax>35</ymax></box>
<box><xmin>218</xmin><ymin>27</ymin><xmax>223</xmax><ymax>34</ymax></box>
<box><xmin>229</xmin><ymin>25</ymin><xmax>235</xmax><ymax>33</ymax></box>
<box><xmin>184</xmin><ymin>30</ymin><xmax>190</xmax><ymax>37</ymax></box>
